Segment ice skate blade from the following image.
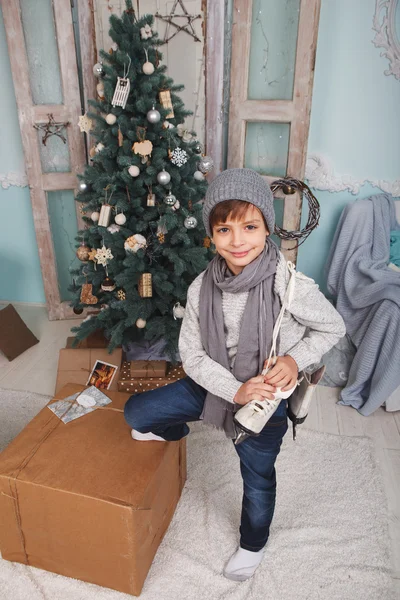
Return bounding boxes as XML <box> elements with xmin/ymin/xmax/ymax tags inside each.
<box><xmin>234</xmin><ymin>431</ymin><xmax>251</xmax><ymax>445</ymax></box>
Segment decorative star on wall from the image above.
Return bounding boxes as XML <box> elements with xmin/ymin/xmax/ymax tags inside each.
<box><xmin>155</xmin><ymin>0</ymin><xmax>202</xmax><ymax>44</ymax></box>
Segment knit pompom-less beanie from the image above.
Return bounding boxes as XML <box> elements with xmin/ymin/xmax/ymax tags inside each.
<box><xmin>202</xmin><ymin>168</ymin><xmax>275</xmax><ymax>237</ymax></box>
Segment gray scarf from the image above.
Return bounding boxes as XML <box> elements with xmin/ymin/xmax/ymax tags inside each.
<box><xmin>198</xmin><ymin>239</ymin><xmax>281</xmax><ymax>438</ymax></box>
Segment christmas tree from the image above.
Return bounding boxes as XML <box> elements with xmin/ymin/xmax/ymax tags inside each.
<box><xmin>70</xmin><ymin>1</ymin><xmax>214</xmax><ymax>360</ymax></box>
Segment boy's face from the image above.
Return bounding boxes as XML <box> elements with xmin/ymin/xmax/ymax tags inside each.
<box><xmin>211</xmin><ymin>204</ymin><xmax>269</xmax><ymax>275</ymax></box>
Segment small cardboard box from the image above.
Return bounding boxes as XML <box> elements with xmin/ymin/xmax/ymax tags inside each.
<box><xmin>118</xmin><ymin>360</ymin><xmax>185</xmax><ymax>393</ymax></box>
<box><xmin>130</xmin><ymin>360</ymin><xmax>168</xmax><ymax>378</ymax></box>
<box><xmin>0</xmin><ymin>384</ymin><xmax>186</xmax><ymax>596</ymax></box>
<box><xmin>55</xmin><ymin>348</ymin><xmax>123</xmax><ymax>393</ymax></box>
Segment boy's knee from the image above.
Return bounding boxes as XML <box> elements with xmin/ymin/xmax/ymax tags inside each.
<box><xmin>124</xmin><ymin>394</ymin><xmax>143</xmax><ymax>427</ymax></box>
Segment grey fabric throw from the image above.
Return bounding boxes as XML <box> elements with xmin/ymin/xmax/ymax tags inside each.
<box><xmin>199</xmin><ymin>239</ymin><xmax>281</xmax><ymax>438</ymax></box>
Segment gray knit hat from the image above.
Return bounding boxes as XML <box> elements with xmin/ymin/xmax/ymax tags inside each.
<box><xmin>203</xmin><ymin>168</ymin><xmax>275</xmax><ymax>237</ymax></box>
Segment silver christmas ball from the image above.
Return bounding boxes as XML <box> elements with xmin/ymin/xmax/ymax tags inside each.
<box><xmin>78</xmin><ymin>181</ymin><xmax>88</xmax><ymax>192</ymax></box>
<box><xmin>194</xmin><ymin>143</ymin><xmax>202</xmax><ymax>154</ymax></box>
<box><xmin>157</xmin><ymin>170</ymin><xmax>171</xmax><ymax>186</ymax></box>
<box><xmin>198</xmin><ymin>155</ymin><xmax>214</xmax><ymax>174</ymax></box>
<box><xmin>93</xmin><ymin>62</ymin><xmax>104</xmax><ymax>78</ymax></box>
<box><xmin>184</xmin><ymin>215</ymin><xmax>198</xmax><ymax>229</ymax></box>
<box><xmin>164</xmin><ymin>192</ymin><xmax>177</xmax><ymax>206</ymax></box>
<box><xmin>194</xmin><ymin>170</ymin><xmax>205</xmax><ymax>181</ymax></box>
<box><xmin>147</xmin><ymin>108</ymin><xmax>161</xmax><ymax>124</ymax></box>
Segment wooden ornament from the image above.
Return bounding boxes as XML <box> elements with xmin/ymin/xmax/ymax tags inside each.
<box><xmin>111</xmin><ymin>77</ymin><xmax>130</xmax><ymax>109</ymax></box>
<box><xmin>118</xmin><ymin>127</ymin><xmax>123</xmax><ymax>147</ymax></box>
<box><xmin>159</xmin><ymin>90</ymin><xmax>174</xmax><ymax>118</ymax></box>
<box><xmin>158</xmin><ymin>232</ymin><xmax>165</xmax><ymax>244</ymax></box>
<box><xmin>138</xmin><ymin>273</ymin><xmax>152</xmax><ymax>298</ymax></box>
<box><xmin>203</xmin><ymin>237</ymin><xmax>211</xmax><ymax>248</ymax></box>
<box><xmin>98</xmin><ymin>204</ymin><xmax>112</xmax><ymax>227</ymax></box>
<box><xmin>132</xmin><ymin>139</ymin><xmax>153</xmax><ymax>157</ymax></box>
<box><xmin>80</xmin><ymin>283</ymin><xmax>98</xmax><ymax>305</ymax></box>
<box><xmin>147</xmin><ymin>193</ymin><xmax>156</xmax><ymax>206</ymax></box>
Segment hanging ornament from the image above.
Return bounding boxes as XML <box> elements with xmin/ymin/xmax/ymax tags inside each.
<box><xmin>95</xmin><ymin>143</ymin><xmax>105</xmax><ymax>153</ymax></box>
<box><xmin>147</xmin><ymin>193</ymin><xmax>156</xmax><ymax>206</ymax></box>
<box><xmin>133</xmin><ymin>127</ymin><xmax>153</xmax><ymax>158</ymax></box>
<box><xmin>157</xmin><ymin>170</ymin><xmax>171</xmax><ymax>185</ymax></box>
<box><xmin>194</xmin><ymin>170</ymin><xmax>205</xmax><ymax>181</ymax></box>
<box><xmin>159</xmin><ymin>90</ymin><xmax>174</xmax><ymax>119</ymax></box>
<box><xmin>140</xmin><ymin>23</ymin><xmax>153</xmax><ymax>39</ymax></box>
<box><xmin>198</xmin><ymin>155</ymin><xmax>214</xmax><ymax>174</ymax></box>
<box><xmin>98</xmin><ymin>204</ymin><xmax>112</xmax><ymax>227</ymax></box>
<box><xmin>128</xmin><ymin>165</ymin><xmax>140</xmax><ymax>177</ymax></box>
<box><xmin>124</xmin><ymin>234</ymin><xmax>147</xmax><ymax>253</ymax></box>
<box><xmin>203</xmin><ymin>236</ymin><xmax>212</xmax><ymax>248</ymax></box>
<box><xmin>107</xmin><ymin>223</ymin><xmax>120</xmax><ymax>234</ymax></box>
<box><xmin>88</xmin><ymin>249</ymin><xmax>97</xmax><ymax>261</ymax></box>
<box><xmin>138</xmin><ymin>273</ymin><xmax>152</xmax><ymax>298</ymax></box>
<box><xmin>118</xmin><ymin>127</ymin><xmax>124</xmax><ymax>147</ymax></box>
<box><xmin>91</xmin><ymin>211</ymin><xmax>100</xmax><ymax>222</ymax></box>
<box><xmin>78</xmin><ymin>180</ymin><xmax>88</xmax><ymax>193</ymax></box>
<box><xmin>80</xmin><ymin>283</ymin><xmax>98</xmax><ymax>305</ymax></box>
<box><xmin>94</xmin><ymin>245</ymin><xmax>114</xmax><ymax>267</ymax></box>
<box><xmin>147</xmin><ymin>106</ymin><xmax>161</xmax><ymax>124</ymax></box>
<box><xmin>136</xmin><ymin>318</ymin><xmax>147</xmax><ymax>328</ymax></box>
<box><xmin>163</xmin><ymin>121</ymin><xmax>174</xmax><ymax>130</ymax></box>
<box><xmin>143</xmin><ymin>49</ymin><xmax>154</xmax><ymax>75</ymax></box>
<box><xmin>177</xmin><ymin>124</ymin><xmax>193</xmax><ymax>142</ymax></box>
<box><xmin>76</xmin><ymin>244</ymin><xmax>91</xmax><ymax>261</ymax></box>
<box><xmin>111</xmin><ymin>57</ymin><xmax>131</xmax><ymax>109</ymax></box>
<box><xmin>193</xmin><ymin>142</ymin><xmax>202</xmax><ymax>154</ymax></box>
<box><xmin>89</xmin><ymin>146</ymin><xmax>96</xmax><ymax>158</ymax></box>
<box><xmin>170</xmin><ymin>147</ymin><xmax>188</xmax><ymax>167</ymax></box>
<box><xmin>78</xmin><ymin>114</ymin><xmax>93</xmax><ymax>134</ymax></box>
<box><xmin>101</xmin><ymin>277</ymin><xmax>116</xmax><ymax>292</ymax></box>
<box><xmin>93</xmin><ymin>62</ymin><xmax>104</xmax><ymax>78</ymax></box>
<box><xmin>116</xmin><ymin>289</ymin><xmax>126</xmax><ymax>301</ymax></box>
<box><xmin>96</xmin><ymin>81</ymin><xmax>105</xmax><ymax>100</ymax></box>
<box><xmin>105</xmin><ymin>113</ymin><xmax>117</xmax><ymax>125</ymax></box>
<box><xmin>172</xmin><ymin>199</ymin><xmax>180</xmax><ymax>211</ymax></box>
<box><xmin>73</xmin><ymin>307</ymin><xmax>84</xmax><ymax>315</ymax></box>
<box><xmin>164</xmin><ymin>191</ymin><xmax>177</xmax><ymax>206</ymax></box>
<box><xmin>173</xmin><ymin>302</ymin><xmax>186</xmax><ymax>320</ymax></box>
<box><xmin>115</xmin><ymin>212</ymin><xmax>126</xmax><ymax>225</ymax></box>
<box><xmin>158</xmin><ymin>232</ymin><xmax>165</xmax><ymax>244</ymax></box>
<box><xmin>184</xmin><ymin>215</ymin><xmax>198</xmax><ymax>229</ymax></box>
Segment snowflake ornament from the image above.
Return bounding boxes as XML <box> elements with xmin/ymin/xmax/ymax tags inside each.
<box><xmin>94</xmin><ymin>245</ymin><xmax>113</xmax><ymax>266</ymax></box>
<box><xmin>170</xmin><ymin>147</ymin><xmax>188</xmax><ymax>167</ymax></box>
<box><xmin>78</xmin><ymin>113</ymin><xmax>93</xmax><ymax>134</ymax></box>
<box><xmin>140</xmin><ymin>24</ymin><xmax>153</xmax><ymax>39</ymax></box>
<box><xmin>107</xmin><ymin>223</ymin><xmax>120</xmax><ymax>234</ymax></box>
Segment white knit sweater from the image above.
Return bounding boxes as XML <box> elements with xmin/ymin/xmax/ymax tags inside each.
<box><xmin>178</xmin><ymin>253</ymin><xmax>346</xmax><ymax>403</ymax></box>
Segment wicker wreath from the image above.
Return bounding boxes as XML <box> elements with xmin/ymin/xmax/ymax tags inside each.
<box><xmin>270</xmin><ymin>177</ymin><xmax>320</xmax><ymax>248</ymax></box>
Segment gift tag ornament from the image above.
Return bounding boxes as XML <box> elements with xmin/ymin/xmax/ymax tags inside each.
<box><xmin>80</xmin><ymin>283</ymin><xmax>98</xmax><ymax>305</ymax></box>
<box><xmin>159</xmin><ymin>90</ymin><xmax>174</xmax><ymax>118</ymax></box>
<box><xmin>105</xmin><ymin>113</ymin><xmax>117</xmax><ymax>125</ymax></box>
<box><xmin>101</xmin><ymin>277</ymin><xmax>116</xmax><ymax>292</ymax></box>
<box><xmin>184</xmin><ymin>215</ymin><xmax>198</xmax><ymax>229</ymax></box>
<box><xmin>147</xmin><ymin>193</ymin><xmax>156</xmax><ymax>206</ymax></box>
<box><xmin>170</xmin><ymin>147</ymin><xmax>188</xmax><ymax>167</ymax></box>
<box><xmin>157</xmin><ymin>170</ymin><xmax>171</xmax><ymax>185</ymax></box>
<box><xmin>124</xmin><ymin>234</ymin><xmax>147</xmax><ymax>253</ymax></box>
<box><xmin>173</xmin><ymin>302</ymin><xmax>185</xmax><ymax>320</ymax></box>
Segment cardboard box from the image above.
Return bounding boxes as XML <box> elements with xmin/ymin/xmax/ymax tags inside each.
<box><xmin>55</xmin><ymin>348</ymin><xmax>123</xmax><ymax>393</ymax></box>
<box><xmin>0</xmin><ymin>384</ymin><xmax>186</xmax><ymax>596</ymax></box>
<box><xmin>118</xmin><ymin>360</ymin><xmax>185</xmax><ymax>393</ymax></box>
<box><xmin>130</xmin><ymin>360</ymin><xmax>167</xmax><ymax>378</ymax></box>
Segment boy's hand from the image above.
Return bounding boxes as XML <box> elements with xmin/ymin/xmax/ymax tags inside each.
<box><xmin>234</xmin><ymin>376</ymin><xmax>276</xmax><ymax>406</ymax></box>
<box><xmin>263</xmin><ymin>355</ymin><xmax>298</xmax><ymax>391</ymax></box>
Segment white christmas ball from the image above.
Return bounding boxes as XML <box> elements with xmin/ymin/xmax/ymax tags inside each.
<box><xmin>124</xmin><ymin>234</ymin><xmax>147</xmax><ymax>253</ymax></box>
<box><xmin>95</xmin><ymin>143</ymin><xmax>104</xmax><ymax>153</ymax></box>
<box><xmin>184</xmin><ymin>215</ymin><xmax>198</xmax><ymax>229</ymax></box>
<box><xmin>142</xmin><ymin>61</ymin><xmax>155</xmax><ymax>75</ymax></box>
<box><xmin>106</xmin><ymin>113</ymin><xmax>117</xmax><ymax>125</ymax></box>
<box><xmin>163</xmin><ymin>121</ymin><xmax>174</xmax><ymax>129</ymax></box>
<box><xmin>115</xmin><ymin>213</ymin><xmax>126</xmax><ymax>225</ymax></box>
<box><xmin>157</xmin><ymin>170</ymin><xmax>171</xmax><ymax>185</ymax></box>
<box><xmin>128</xmin><ymin>165</ymin><xmax>140</xmax><ymax>177</ymax></box>
<box><xmin>96</xmin><ymin>82</ymin><xmax>105</xmax><ymax>98</ymax></box>
<box><xmin>136</xmin><ymin>318</ymin><xmax>147</xmax><ymax>328</ymax></box>
<box><xmin>91</xmin><ymin>211</ymin><xmax>100</xmax><ymax>222</ymax></box>
<box><xmin>147</xmin><ymin>108</ymin><xmax>161</xmax><ymax>124</ymax></box>
<box><xmin>194</xmin><ymin>170</ymin><xmax>205</xmax><ymax>181</ymax></box>
<box><xmin>172</xmin><ymin>199</ymin><xmax>180</xmax><ymax>211</ymax></box>
<box><xmin>173</xmin><ymin>302</ymin><xmax>186</xmax><ymax>320</ymax></box>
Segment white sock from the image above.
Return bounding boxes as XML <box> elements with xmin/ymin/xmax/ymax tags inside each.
<box><xmin>131</xmin><ymin>429</ymin><xmax>165</xmax><ymax>442</ymax></box>
<box><xmin>223</xmin><ymin>546</ymin><xmax>265</xmax><ymax>582</ymax></box>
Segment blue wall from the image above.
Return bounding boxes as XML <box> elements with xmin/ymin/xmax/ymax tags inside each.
<box><xmin>1</xmin><ymin>0</ymin><xmax>399</xmax><ymax>302</ymax></box>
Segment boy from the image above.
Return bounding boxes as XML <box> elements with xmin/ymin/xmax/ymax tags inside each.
<box><xmin>124</xmin><ymin>168</ymin><xmax>345</xmax><ymax>582</ymax></box>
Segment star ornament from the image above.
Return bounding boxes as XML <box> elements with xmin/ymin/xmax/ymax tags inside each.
<box><xmin>155</xmin><ymin>0</ymin><xmax>201</xmax><ymax>43</ymax></box>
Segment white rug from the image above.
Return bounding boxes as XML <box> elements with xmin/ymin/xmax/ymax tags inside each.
<box><xmin>0</xmin><ymin>388</ymin><xmax>395</xmax><ymax>600</ymax></box>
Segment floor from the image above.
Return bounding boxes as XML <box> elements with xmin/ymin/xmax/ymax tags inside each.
<box><xmin>1</xmin><ymin>304</ymin><xmax>399</xmax><ymax>595</ymax></box>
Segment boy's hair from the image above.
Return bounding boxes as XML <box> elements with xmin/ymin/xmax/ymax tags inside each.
<box><xmin>209</xmin><ymin>200</ymin><xmax>269</xmax><ymax>234</ymax></box>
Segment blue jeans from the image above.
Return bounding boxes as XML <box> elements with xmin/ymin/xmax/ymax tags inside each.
<box><xmin>124</xmin><ymin>376</ymin><xmax>288</xmax><ymax>551</ymax></box>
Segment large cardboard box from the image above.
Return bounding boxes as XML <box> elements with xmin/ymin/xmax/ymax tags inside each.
<box><xmin>0</xmin><ymin>384</ymin><xmax>186</xmax><ymax>596</ymax></box>
<box><xmin>55</xmin><ymin>348</ymin><xmax>123</xmax><ymax>393</ymax></box>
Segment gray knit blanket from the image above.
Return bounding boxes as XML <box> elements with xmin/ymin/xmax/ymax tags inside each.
<box><xmin>326</xmin><ymin>193</ymin><xmax>400</xmax><ymax>415</ymax></box>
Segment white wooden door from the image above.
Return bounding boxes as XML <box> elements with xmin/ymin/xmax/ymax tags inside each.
<box><xmin>2</xmin><ymin>0</ymin><xmax>87</xmax><ymax>319</ymax></box>
<box><xmin>227</xmin><ymin>0</ymin><xmax>321</xmax><ymax>263</ymax></box>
